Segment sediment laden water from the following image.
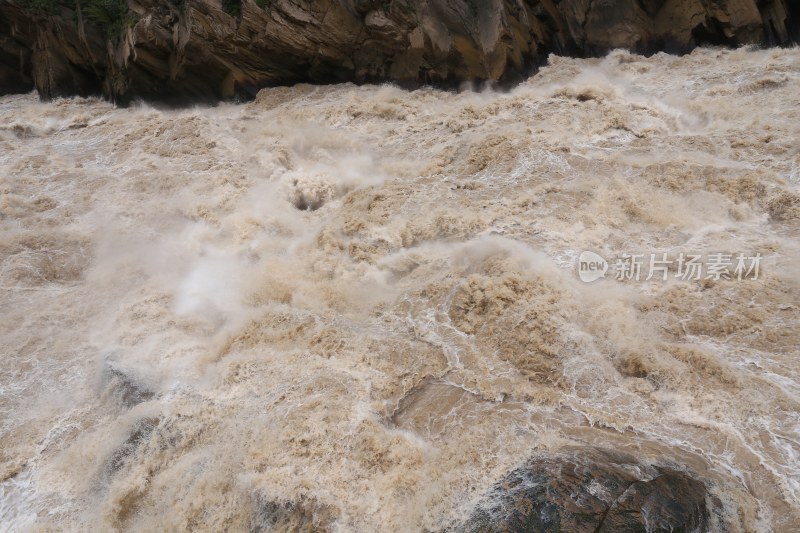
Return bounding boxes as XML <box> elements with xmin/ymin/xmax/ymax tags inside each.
<box><xmin>0</xmin><ymin>46</ymin><xmax>798</xmax><ymax>531</ymax></box>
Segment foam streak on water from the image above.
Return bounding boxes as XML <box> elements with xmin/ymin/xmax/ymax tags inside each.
<box><xmin>0</xmin><ymin>47</ymin><xmax>799</xmax><ymax>531</ymax></box>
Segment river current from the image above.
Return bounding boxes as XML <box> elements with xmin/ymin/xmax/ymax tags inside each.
<box><xmin>0</xmin><ymin>46</ymin><xmax>799</xmax><ymax>531</ymax></box>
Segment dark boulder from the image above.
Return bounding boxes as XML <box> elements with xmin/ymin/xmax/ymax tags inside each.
<box><xmin>462</xmin><ymin>447</ymin><xmax>717</xmax><ymax>533</ymax></box>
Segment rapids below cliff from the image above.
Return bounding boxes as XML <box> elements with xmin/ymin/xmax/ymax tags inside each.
<box><xmin>0</xmin><ymin>46</ymin><xmax>799</xmax><ymax>532</ymax></box>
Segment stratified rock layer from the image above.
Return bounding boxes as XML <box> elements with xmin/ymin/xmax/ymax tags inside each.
<box><xmin>463</xmin><ymin>448</ymin><xmax>717</xmax><ymax>533</ymax></box>
<box><xmin>0</xmin><ymin>0</ymin><xmax>797</xmax><ymax>102</ymax></box>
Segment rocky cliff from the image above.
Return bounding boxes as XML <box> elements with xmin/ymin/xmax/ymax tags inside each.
<box><xmin>0</xmin><ymin>0</ymin><xmax>797</xmax><ymax>103</ymax></box>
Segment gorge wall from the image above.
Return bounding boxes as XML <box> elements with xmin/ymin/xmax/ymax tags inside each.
<box><xmin>0</xmin><ymin>0</ymin><xmax>798</xmax><ymax>103</ymax></box>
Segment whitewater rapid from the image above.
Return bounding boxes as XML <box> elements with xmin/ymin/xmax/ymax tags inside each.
<box><xmin>0</xmin><ymin>46</ymin><xmax>798</xmax><ymax>531</ymax></box>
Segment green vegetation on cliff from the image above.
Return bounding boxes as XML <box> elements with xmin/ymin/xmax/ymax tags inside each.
<box><xmin>82</xmin><ymin>0</ymin><xmax>133</xmax><ymax>39</ymax></box>
<box><xmin>15</xmin><ymin>0</ymin><xmax>132</xmax><ymax>40</ymax></box>
<box><xmin>16</xmin><ymin>0</ymin><xmax>59</xmax><ymax>13</ymax></box>
<box><xmin>222</xmin><ymin>0</ymin><xmax>241</xmax><ymax>17</ymax></box>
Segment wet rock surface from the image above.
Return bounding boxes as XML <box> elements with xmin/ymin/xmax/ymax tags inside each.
<box><xmin>462</xmin><ymin>447</ymin><xmax>716</xmax><ymax>533</ymax></box>
<box><xmin>0</xmin><ymin>0</ymin><xmax>797</xmax><ymax>103</ymax></box>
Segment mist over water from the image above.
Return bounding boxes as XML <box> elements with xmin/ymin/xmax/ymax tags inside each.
<box><xmin>0</xmin><ymin>46</ymin><xmax>798</xmax><ymax>531</ymax></box>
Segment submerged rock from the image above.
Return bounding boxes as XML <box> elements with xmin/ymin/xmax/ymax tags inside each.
<box><xmin>250</xmin><ymin>495</ymin><xmax>338</xmax><ymax>532</ymax></box>
<box><xmin>103</xmin><ymin>361</ymin><xmax>155</xmax><ymax>409</ymax></box>
<box><xmin>0</xmin><ymin>0</ymin><xmax>797</xmax><ymax>103</ymax></box>
<box><xmin>462</xmin><ymin>447</ymin><xmax>717</xmax><ymax>533</ymax></box>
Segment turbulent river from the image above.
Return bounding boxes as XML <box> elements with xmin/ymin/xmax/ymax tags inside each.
<box><xmin>0</xmin><ymin>46</ymin><xmax>798</xmax><ymax>531</ymax></box>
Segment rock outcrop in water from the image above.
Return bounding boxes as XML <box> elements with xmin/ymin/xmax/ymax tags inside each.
<box><xmin>0</xmin><ymin>0</ymin><xmax>798</xmax><ymax>102</ymax></box>
<box><xmin>463</xmin><ymin>448</ymin><xmax>716</xmax><ymax>533</ymax></box>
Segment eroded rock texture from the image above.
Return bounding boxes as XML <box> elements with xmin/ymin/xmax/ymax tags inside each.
<box><xmin>0</xmin><ymin>1</ymin><xmax>797</xmax><ymax>101</ymax></box>
<box><xmin>463</xmin><ymin>447</ymin><xmax>717</xmax><ymax>533</ymax></box>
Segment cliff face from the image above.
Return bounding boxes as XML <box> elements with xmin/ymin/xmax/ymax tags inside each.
<box><xmin>0</xmin><ymin>0</ymin><xmax>797</xmax><ymax>103</ymax></box>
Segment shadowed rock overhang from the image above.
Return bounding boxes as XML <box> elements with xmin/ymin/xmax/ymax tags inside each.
<box><xmin>0</xmin><ymin>0</ymin><xmax>798</xmax><ymax>104</ymax></box>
